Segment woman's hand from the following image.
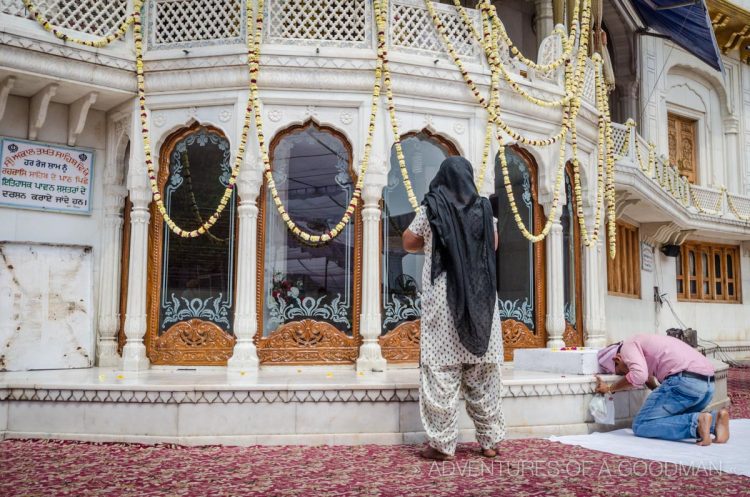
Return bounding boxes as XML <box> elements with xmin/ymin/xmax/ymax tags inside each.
<box><xmin>402</xmin><ymin>229</ymin><xmax>425</xmax><ymax>253</ymax></box>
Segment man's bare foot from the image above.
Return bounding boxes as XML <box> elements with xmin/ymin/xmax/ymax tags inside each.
<box><xmin>420</xmin><ymin>446</ymin><xmax>454</xmax><ymax>461</ymax></box>
<box><xmin>696</xmin><ymin>413</ymin><xmax>712</xmax><ymax>446</ymax></box>
<box><xmin>715</xmin><ymin>409</ymin><xmax>730</xmax><ymax>443</ymax></box>
<box><xmin>481</xmin><ymin>447</ymin><xmax>497</xmax><ymax>458</ymax></box>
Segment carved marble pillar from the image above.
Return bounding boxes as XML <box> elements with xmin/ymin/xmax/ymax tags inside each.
<box><xmin>121</xmin><ymin>113</ymin><xmax>150</xmax><ymax>371</ymax></box>
<box><xmin>545</xmin><ymin>217</ymin><xmax>566</xmax><ymax>348</ymax></box>
<box><xmin>534</xmin><ymin>0</ymin><xmax>555</xmax><ymax>41</ymax></box>
<box><xmin>356</xmin><ymin>174</ymin><xmax>387</xmax><ymax>372</ymax></box>
<box><xmin>724</xmin><ymin>116</ymin><xmax>740</xmax><ymax>194</ymax></box>
<box><xmin>96</xmin><ymin>184</ymin><xmax>128</xmax><ymax>366</ymax></box>
<box><xmin>583</xmin><ymin>240</ymin><xmax>606</xmax><ymax>348</ymax></box>
<box><xmin>227</xmin><ymin>166</ymin><xmax>262</xmax><ymax>371</ymax></box>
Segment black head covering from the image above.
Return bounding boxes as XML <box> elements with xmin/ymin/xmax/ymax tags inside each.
<box><xmin>423</xmin><ymin>156</ymin><xmax>497</xmax><ymax>356</ymax></box>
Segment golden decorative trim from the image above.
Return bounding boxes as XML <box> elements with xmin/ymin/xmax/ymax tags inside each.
<box><xmin>257</xmin><ymin>319</ymin><xmax>360</xmax><ymax>364</ymax></box>
<box><xmin>707</xmin><ymin>0</ymin><xmax>750</xmax><ymax>63</ymax></box>
<box><xmin>563</xmin><ymin>323</ymin><xmax>582</xmax><ymax>348</ymax></box>
<box><xmin>502</xmin><ymin>319</ymin><xmax>544</xmax><ymax>362</ymax></box>
<box><xmin>379</xmin><ymin>320</ymin><xmax>421</xmax><ymax>363</ymax></box>
<box><xmin>152</xmin><ymin>319</ymin><xmax>236</xmax><ymax>365</ymax></box>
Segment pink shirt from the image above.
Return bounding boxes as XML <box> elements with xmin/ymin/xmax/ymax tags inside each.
<box><xmin>619</xmin><ymin>334</ymin><xmax>715</xmax><ymax>387</ymax></box>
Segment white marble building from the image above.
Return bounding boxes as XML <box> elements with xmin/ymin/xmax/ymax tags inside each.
<box><xmin>0</xmin><ymin>0</ymin><xmax>746</xmax><ymax>443</ymax></box>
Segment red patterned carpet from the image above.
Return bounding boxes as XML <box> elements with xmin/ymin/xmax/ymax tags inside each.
<box><xmin>1</xmin><ymin>368</ymin><xmax>748</xmax><ymax>497</ymax></box>
<box><xmin>728</xmin><ymin>366</ymin><xmax>750</xmax><ymax>419</ymax></box>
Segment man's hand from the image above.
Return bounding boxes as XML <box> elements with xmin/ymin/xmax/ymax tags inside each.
<box><xmin>594</xmin><ymin>375</ymin><xmax>610</xmax><ymax>395</ymax></box>
<box><xmin>645</xmin><ymin>376</ymin><xmax>659</xmax><ymax>391</ymax></box>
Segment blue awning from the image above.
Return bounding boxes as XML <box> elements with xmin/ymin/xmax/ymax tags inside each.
<box><xmin>632</xmin><ymin>0</ymin><xmax>724</xmax><ymax>72</ymax></box>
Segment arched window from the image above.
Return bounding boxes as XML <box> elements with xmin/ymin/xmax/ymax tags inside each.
<box><xmin>494</xmin><ymin>147</ymin><xmax>546</xmax><ymax>361</ymax></box>
<box><xmin>146</xmin><ymin>124</ymin><xmax>237</xmax><ymax>365</ymax></box>
<box><xmin>117</xmin><ymin>141</ymin><xmax>130</xmax><ymax>356</ymax></box>
<box><xmin>256</xmin><ymin>120</ymin><xmax>361</xmax><ymax>364</ymax></box>
<box><xmin>561</xmin><ymin>164</ymin><xmax>583</xmax><ymax>346</ymax></box>
<box><xmin>379</xmin><ymin>130</ymin><xmax>458</xmax><ymax>362</ymax></box>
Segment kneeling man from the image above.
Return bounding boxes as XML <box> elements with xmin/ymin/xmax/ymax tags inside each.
<box><xmin>596</xmin><ymin>334</ymin><xmax>729</xmax><ymax>445</ymax></box>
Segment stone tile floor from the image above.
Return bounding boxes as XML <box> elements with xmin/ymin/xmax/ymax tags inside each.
<box><xmin>0</xmin><ymin>367</ymin><xmax>748</xmax><ymax>497</ymax></box>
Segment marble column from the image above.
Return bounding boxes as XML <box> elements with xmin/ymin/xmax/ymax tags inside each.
<box><xmin>724</xmin><ymin>116</ymin><xmax>740</xmax><ymax>194</ymax></box>
<box><xmin>545</xmin><ymin>217</ymin><xmax>566</xmax><ymax>348</ymax></box>
<box><xmin>534</xmin><ymin>0</ymin><xmax>555</xmax><ymax>41</ymax></box>
<box><xmin>583</xmin><ymin>238</ymin><xmax>606</xmax><ymax>348</ymax></box>
<box><xmin>356</xmin><ymin>174</ymin><xmax>387</xmax><ymax>372</ymax></box>
<box><xmin>96</xmin><ymin>184</ymin><xmax>128</xmax><ymax>366</ymax></box>
<box><xmin>121</xmin><ymin>113</ymin><xmax>150</xmax><ymax>371</ymax></box>
<box><xmin>227</xmin><ymin>166</ymin><xmax>262</xmax><ymax>371</ymax></box>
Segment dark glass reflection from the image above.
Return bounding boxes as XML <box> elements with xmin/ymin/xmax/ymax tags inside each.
<box><xmin>159</xmin><ymin>127</ymin><xmax>236</xmax><ymax>334</ymax></box>
<box><xmin>262</xmin><ymin>123</ymin><xmax>354</xmax><ymax>335</ymax></box>
<box><xmin>381</xmin><ymin>132</ymin><xmax>455</xmax><ymax>333</ymax></box>
<box><xmin>561</xmin><ymin>172</ymin><xmax>577</xmax><ymax>328</ymax></box>
<box><xmin>494</xmin><ymin>149</ymin><xmax>535</xmax><ymax>331</ymax></box>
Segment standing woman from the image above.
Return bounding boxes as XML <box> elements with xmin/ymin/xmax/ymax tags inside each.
<box><xmin>403</xmin><ymin>156</ymin><xmax>505</xmax><ymax>460</ymax></box>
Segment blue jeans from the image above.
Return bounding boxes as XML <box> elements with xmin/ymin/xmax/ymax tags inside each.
<box><xmin>632</xmin><ymin>375</ymin><xmax>716</xmax><ymax>441</ymax></box>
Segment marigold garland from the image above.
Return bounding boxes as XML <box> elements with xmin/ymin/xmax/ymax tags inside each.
<box><xmin>249</xmin><ymin>0</ymin><xmax>386</xmax><ymax>244</ymax></box>
<box><xmin>22</xmin><ymin>0</ymin><xmax>142</xmax><ymax>48</ymax></box>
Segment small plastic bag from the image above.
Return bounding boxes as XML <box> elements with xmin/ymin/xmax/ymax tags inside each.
<box><xmin>589</xmin><ymin>394</ymin><xmax>616</xmax><ymax>425</ymax></box>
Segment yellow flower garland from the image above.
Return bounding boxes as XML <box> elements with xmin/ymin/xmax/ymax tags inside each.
<box><xmin>130</xmin><ymin>4</ymin><xmax>250</xmax><ymax>238</ymax></box>
<box><xmin>22</xmin><ymin>0</ymin><xmax>142</xmax><ymax>48</ymax></box>
<box><xmin>249</xmin><ymin>0</ymin><xmax>386</xmax><ymax>244</ymax></box>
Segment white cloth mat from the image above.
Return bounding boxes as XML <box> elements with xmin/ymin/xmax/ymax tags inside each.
<box><xmin>550</xmin><ymin>419</ymin><xmax>750</xmax><ymax>477</ymax></box>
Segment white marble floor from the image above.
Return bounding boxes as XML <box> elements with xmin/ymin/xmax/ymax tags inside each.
<box><xmin>0</xmin><ymin>365</ymin><xmax>604</xmax><ymax>391</ymax></box>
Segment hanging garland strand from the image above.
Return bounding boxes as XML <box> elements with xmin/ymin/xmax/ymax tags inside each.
<box><xmin>22</xmin><ymin>0</ymin><xmax>143</xmax><ymax>48</ymax></box>
<box><xmin>249</xmin><ymin>0</ymin><xmax>387</xmax><ymax>244</ymax></box>
<box><xmin>131</xmin><ymin>5</ymin><xmax>249</xmax><ymax>238</ymax></box>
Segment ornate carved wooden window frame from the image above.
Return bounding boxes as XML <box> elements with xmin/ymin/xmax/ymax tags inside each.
<box><xmin>378</xmin><ymin>129</ymin><xmax>460</xmax><ymax>363</ymax></box>
<box><xmin>667</xmin><ymin>112</ymin><xmax>698</xmax><ymax>184</ymax></box>
<box><xmin>677</xmin><ymin>241</ymin><xmax>741</xmax><ymax>303</ymax></box>
<box><xmin>606</xmin><ymin>220</ymin><xmax>640</xmax><ymax>298</ymax></box>
<box><xmin>562</xmin><ymin>163</ymin><xmax>584</xmax><ymax>347</ymax></box>
<box><xmin>117</xmin><ymin>194</ymin><xmax>132</xmax><ymax>356</ymax></box>
<box><xmin>499</xmin><ymin>146</ymin><xmax>547</xmax><ymax>362</ymax></box>
<box><xmin>255</xmin><ymin>120</ymin><xmax>363</xmax><ymax>365</ymax></box>
<box><xmin>145</xmin><ymin>123</ymin><xmax>238</xmax><ymax>365</ymax></box>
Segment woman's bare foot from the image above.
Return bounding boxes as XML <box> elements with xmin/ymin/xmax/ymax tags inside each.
<box><xmin>715</xmin><ymin>409</ymin><xmax>730</xmax><ymax>443</ymax></box>
<box><xmin>480</xmin><ymin>447</ymin><xmax>497</xmax><ymax>458</ymax></box>
<box><xmin>420</xmin><ymin>446</ymin><xmax>454</xmax><ymax>461</ymax></box>
<box><xmin>696</xmin><ymin>412</ymin><xmax>713</xmax><ymax>446</ymax></box>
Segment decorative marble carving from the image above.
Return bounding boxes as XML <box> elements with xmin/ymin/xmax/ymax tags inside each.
<box><xmin>339</xmin><ymin>111</ymin><xmax>353</xmax><ymax>125</ymax></box>
<box><xmin>0</xmin><ymin>242</ymin><xmax>94</xmax><ymax>371</ymax></box>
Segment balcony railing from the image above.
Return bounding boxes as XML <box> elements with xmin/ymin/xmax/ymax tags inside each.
<box><xmin>612</xmin><ymin>122</ymin><xmax>750</xmax><ymax>222</ymax></box>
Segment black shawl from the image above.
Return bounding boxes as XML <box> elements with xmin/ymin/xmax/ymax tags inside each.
<box><xmin>423</xmin><ymin>156</ymin><xmax>497</xmax><ymax>356</ymax></box>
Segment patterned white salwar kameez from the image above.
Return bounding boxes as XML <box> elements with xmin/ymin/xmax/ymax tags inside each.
<box><xmin>409</xmin><ymin>208</ymin><xmax>506</xmax><ymax>456</ymax></box>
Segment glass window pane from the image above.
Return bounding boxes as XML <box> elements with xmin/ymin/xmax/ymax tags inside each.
<box><xmin>561</xmin><ymin>172</ymin><xmax>576</xmax><ymax>327</ymax></box>
<box><xmin>689</xmin><ymin>251</ymin><xmax>696</xmax><ymax>276</ymax></box>
<box><xmin>714</xmin><ymin>253</ymin><xmax>722</xmax><ymax>278</ymax></box>
<box><xmin>676</xmin><ymin>280</ymin><xmax>683</xmax><ymax>294</ymax></box>
<box><xmin>263</xmin><ymin>123</ymin><xmax>355</xmax><ymax>336</ymax></box>
<box><xmin>690</xmin><ymin>280</ymin><xmax>697</xmax><ymax>295</ymax></box>
<box><xmin>716</xmin><ymin>282</ymin><xmax>722</xmax><ymax>296</ymax></box>
<box><xmin>701</xmin><ymin>252</ymin><xmax>709</xmax><ymax>278</ymax></box>
<box><xmin>727</xmin><ymin>254</ymin><xmax>734</xmax><ymax>279</ymax></box>
<box><xmin>728</xmin><ymin>282</ymin><xmax>734</xmax><ymax>296</ymax></box>
<box><xmin>676</xmin><ymin>252</ymin><xmax>682</xmax><ymax>276</ymax></box>
<box><xmin>495</xmin><ymin>149</ymin><xmax>536</xmax><ymax>330</ymax></box>
<box><xmin>159</xmin><ymin>127</ymin><xmax>236</xmax><ymax>335</ymax></box>
<box><xmin>381</xmin><ymin>132</ymin><xmax>455</xmax><ymax>333</ymax></box>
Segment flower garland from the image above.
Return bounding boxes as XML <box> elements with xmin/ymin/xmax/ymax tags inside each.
<box><xmin>431</xmin><ymin>0</ymin><xmax>599</xmax><ymax>242</ymax></box>
<box><xmin>180</xmin><ymin>151</ymin><xmax>229</xmax><ymax>245</ymax></box>
<box><xmin>131</xmin><ymin>4</ymin><xmax>250</xmax><ymax>238</ymax></box>
<box><xmin>22</xmin><ymin>0</ymin><xmax>142</xmax><ymax>48</ymax></box>
<box><xmin>249</xmin><ymin>0</ymin><xmax>386</xmax><ymax>244</ymax></box>
<box><xmin>723</xmin><ymin>187</ymin><xmax>750</xmax><ymax>221</ymax></box>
